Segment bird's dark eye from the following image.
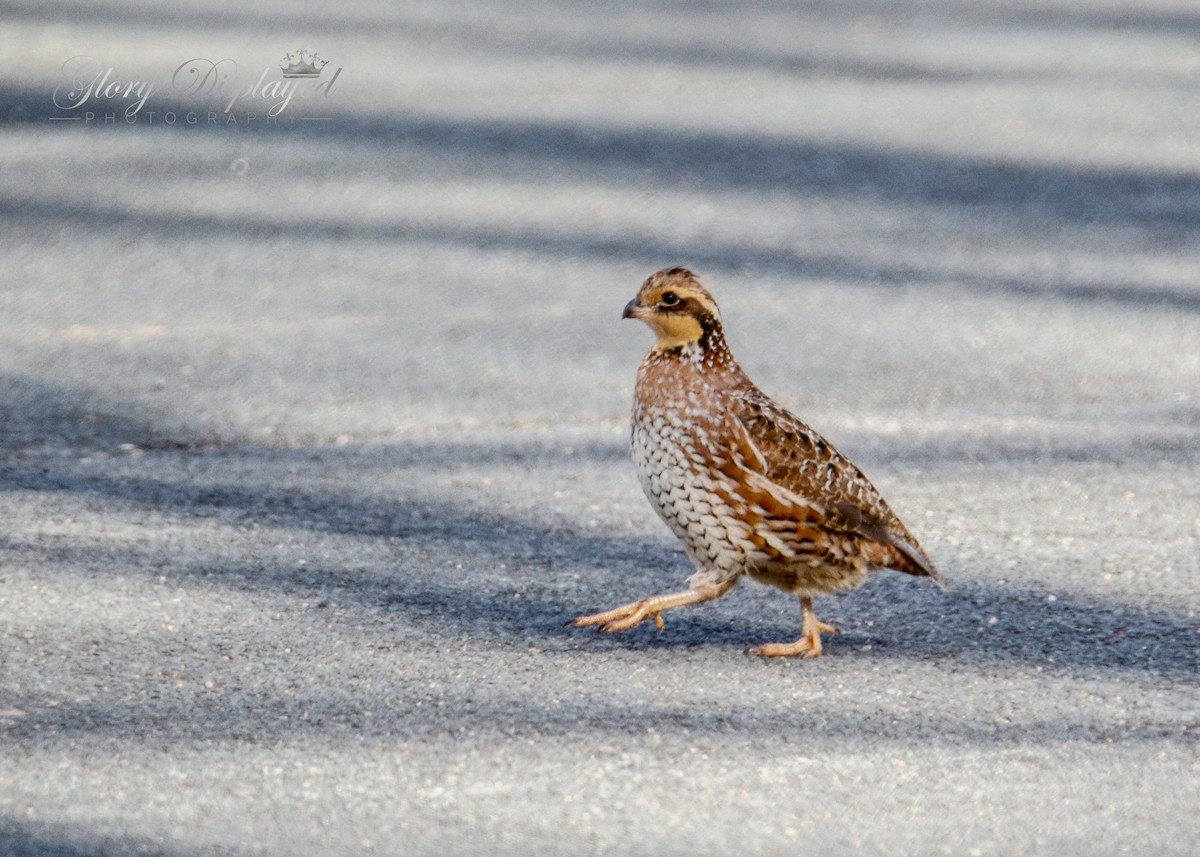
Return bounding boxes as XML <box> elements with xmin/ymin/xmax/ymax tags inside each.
<box><xmin>659</xmin><ymin>291</ymin><xmax>681</xmax><ymax>308</ymax></box>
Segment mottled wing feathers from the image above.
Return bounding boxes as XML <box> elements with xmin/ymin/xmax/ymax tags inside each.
<box><xmin>680</xmin><ymin>415</ymin><xmax>832</xmax><ymax>566</ymax></box>
<box><xmin>730</xmin><ymin>389</ymin><xmax>937</xmax><ymax>578</ymax></box>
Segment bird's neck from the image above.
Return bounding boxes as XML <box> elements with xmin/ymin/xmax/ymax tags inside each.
<box><xmin>650</xmin><ymin>325</ymin><xmax>745</xmax><ymax>380</ymax></box>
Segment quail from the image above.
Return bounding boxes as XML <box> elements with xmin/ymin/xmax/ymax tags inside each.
<box><xmin>573</xmin><ymin>267</ymin><xmax>938</xmax><ymax>657</ymax></box>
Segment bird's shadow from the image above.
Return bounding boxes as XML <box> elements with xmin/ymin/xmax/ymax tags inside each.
<box><xmin>1</xmin><ymin>373</ymin><xmax>1192</xmax><ymax>685</ymax></box>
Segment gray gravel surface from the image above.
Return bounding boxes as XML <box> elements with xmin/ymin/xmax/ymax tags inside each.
<box><xmin>1</xmin><ymin>2</ymin><xmax>1198</xmax><ymax>855</ymax></box>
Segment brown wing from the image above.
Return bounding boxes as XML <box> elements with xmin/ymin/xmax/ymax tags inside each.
<box><xmin>731</xmin><ymin>388</ymin><xmax>938</xmax><ymax>578</ymax></box>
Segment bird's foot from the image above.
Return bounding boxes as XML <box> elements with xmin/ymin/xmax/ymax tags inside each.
<box><xmin>571</xmin><ymin>582</ymin><xmax>737</xmax><ymax>638</ymax></box>
<box><xmin>747</xmin><ymin>620</ymin><xmax>837</xmax><ymax>659</ymax></box>
<box><xmin>571</xmin><ymin>600</ymin><xmax>664</xmax><ymax>633</ymax></box>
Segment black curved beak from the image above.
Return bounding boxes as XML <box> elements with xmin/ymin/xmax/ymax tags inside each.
<box><xmin>621</xmin><ymin>297</ymin><xmax>639</xmax><ymax>319</ymax></box>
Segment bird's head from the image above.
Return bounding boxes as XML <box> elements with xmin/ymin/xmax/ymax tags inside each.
<box><xmin>622</xmin><ymin>267</ymin><xmax>723</xmax><ymax>351</ymax></box>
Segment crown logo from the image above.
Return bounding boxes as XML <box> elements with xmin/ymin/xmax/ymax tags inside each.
<box><xmin>279</xmin><ymin>49</ymin><xmax>329</xmax><ymax>79</ymax></box>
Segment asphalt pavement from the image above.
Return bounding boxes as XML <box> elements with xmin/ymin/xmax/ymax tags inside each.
<box><xmin>0</xmin><ymin>2</ymin><xmax>1197</xmax><ymax>855</ymax></box>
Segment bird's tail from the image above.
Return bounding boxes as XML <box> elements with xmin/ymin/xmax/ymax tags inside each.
<box><xmin>868</xmin><ymin>535</ymin><xmax>943</xmax><ymax>585</ymax></box>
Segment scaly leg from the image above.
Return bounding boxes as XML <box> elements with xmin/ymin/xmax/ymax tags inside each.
<box><xmin>572</xmin><ymin>579</ymin><xmax>737</xmax><ymax>633</ymax></box>
<box><xmin>748</xmin><ymin>596</ymin><xmax>838</xmax><ymax>658</ymax></box>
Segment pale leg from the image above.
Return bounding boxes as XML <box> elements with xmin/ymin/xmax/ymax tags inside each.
<box><xmin>748</xmin><ymin>596</ymin><xmax>838</xmax><ymax>658</ymax></box>
<box><xmin>572</xmin><ymin>578</ymin><xmax>737</xmax><ymax>633</ymax></box>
